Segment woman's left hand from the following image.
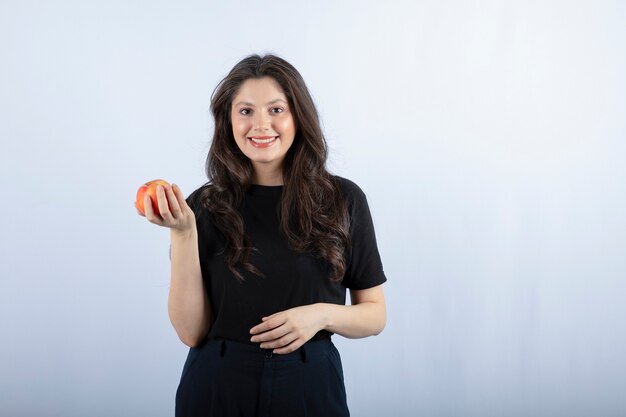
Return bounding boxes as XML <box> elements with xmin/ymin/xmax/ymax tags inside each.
<box><xmin>249</xmin><ymin>304</ymin><xmax>327</xmax><ymax>354</ymax></box>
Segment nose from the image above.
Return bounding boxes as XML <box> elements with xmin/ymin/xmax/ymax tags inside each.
<box><xmin>253</xmin><ymin>110</ymin><xmax>271</xmax><ymax>131</ymax></box>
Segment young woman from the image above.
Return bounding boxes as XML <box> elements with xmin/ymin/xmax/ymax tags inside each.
<box><xmin>136</xmin><ymin>54</ymin><xmax>387</xmax><ymax>416</ymax></box>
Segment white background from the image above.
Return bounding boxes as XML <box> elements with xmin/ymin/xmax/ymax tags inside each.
<box><xmin>1</xmin><ymin>1</ymin><xmax>625</xmax><ymax>416</ymax></box>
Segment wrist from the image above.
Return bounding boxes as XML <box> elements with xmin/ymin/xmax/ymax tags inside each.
<box><xmin>317</xmin><ymin>303</ymin><xmax>336</xmax><ymax>332</ymax></box>
<box><xmin>170</xmin><ymin>225</ymin><xmax>197</xmax><ymax>241</ymax></box>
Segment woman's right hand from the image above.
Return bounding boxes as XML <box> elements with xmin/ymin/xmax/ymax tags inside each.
<box><xmin>135</xmin><ymin>183</ymin><xmax>196</xmax><ymax>234</ymax></box>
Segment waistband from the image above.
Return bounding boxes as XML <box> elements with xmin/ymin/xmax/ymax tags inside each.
<box><xmin>204</xmin><ymin>337</ymin><xmax>335</xmax><ymax>363</ymax></box>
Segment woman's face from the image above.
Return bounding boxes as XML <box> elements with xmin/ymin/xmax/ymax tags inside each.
<box><xmin>230</xmin><ymin>77</ymin><xmax>296</xmax><ymax>176</ymax></box>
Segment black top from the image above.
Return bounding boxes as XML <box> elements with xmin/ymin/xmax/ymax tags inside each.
<box><xmin>184</xmin><ymin>175</ymin><xmax>387</xmax><ymax>344</ymax></box>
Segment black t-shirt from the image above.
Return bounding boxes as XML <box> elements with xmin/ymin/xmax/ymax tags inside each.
<box><xmin>184</xmin><ymin>175</ymin><xmax>387</xmax><ymax>344</ymax></box>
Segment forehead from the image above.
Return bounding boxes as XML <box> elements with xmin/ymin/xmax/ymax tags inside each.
<box><xmin>232</xmin><ymin>77</ymin><xmax>286</xmax><ymax>104</ymax></box>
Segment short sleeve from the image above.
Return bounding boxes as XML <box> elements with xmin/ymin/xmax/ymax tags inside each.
<box><xmin>185</xmin><ymin>184</ymin><xmax>208</xmax><ymax>224</ymax></box>
<box><xmin>185</xmin><ymin>187</ymin><xmax>202</xmax><ymax>217</ymax></box>
<box><xmin>340</xmin><ymin>179</ymin><xmax>387</xmax><ymax>290</ymax></box>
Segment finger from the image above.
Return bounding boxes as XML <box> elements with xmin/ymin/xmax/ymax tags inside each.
<box><xmin>249</xmin><ymin>321</ymin><xmax>272</xmax><ymax>336</ymax></box>
<box><xmin>134</xmin><ymin>201</ymin><xmax>145</xmax><ymax>217</ymax></box>
<box><xmin>273</xmin><ymin>338</ymin><xmax>304</xmax><ymax>355</ymax></box>
<box><xmin>171</xmin><ymin>184</ymin><xmax>188</xmax><ymax>210</ymax></box>
<box><xmin>261</xmin><ymin>313</ymin><xmax>275</xmax><ymax>321</ymax></box>
<box><xmin>259</xmin><ymin>333</ymin><xmax>297</xmax><ymax>350</ymax></box>
<box><xmin>144</xmin><ymin>193</ymin><xmax>163</xmax><ymax>225</ymax></box>
<box><xmin>250</xmin><ymin>315</ymin><xmax>287</xmax><ymax>335</ymax></box>
<box><xmin>251</xmin><ymin>325</ymin><xmax>291</xmax><ymax>343</ymax></box>
<box><xmin>156</xmin><ymin>185</ymin><xmax>174</xmax><ymax>222</ymax></box>
<box><xmin>164</xmin><ymin>184</ymin><xmax>182</xmax><ymax>218</ymax></box>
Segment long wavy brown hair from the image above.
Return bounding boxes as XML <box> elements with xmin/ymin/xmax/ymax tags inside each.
<box><xmin>197</xmin><ymin>53</ymin><xmax>351</xmax><ymax>282</ymax></box>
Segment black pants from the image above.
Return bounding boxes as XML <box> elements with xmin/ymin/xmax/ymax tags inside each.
<box><xmin>175</xmin><ymin>337</ymin><xmax>350</xmax><ymax>417</ymax></box>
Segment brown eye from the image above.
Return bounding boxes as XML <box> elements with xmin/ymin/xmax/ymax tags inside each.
<box><xmin>240</xmin><ymin>108</ymin><xmax>252</xmax><ymax>115</ymax></box>
<box><xmin>271</xmin><ymin>107</ymin><xmax>284</xmax><ymax>114</ymax></box>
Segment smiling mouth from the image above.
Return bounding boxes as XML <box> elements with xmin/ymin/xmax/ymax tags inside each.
<box><xmin>248</xmin><ymin>136</ymin><xmax>278</xmax><ymax>144</ymax></box>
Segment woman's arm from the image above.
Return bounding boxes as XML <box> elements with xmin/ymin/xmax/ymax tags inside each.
<box><xmin>249</xmin><ymin>284</ymin><xmax>386</xmax><ymax>354</ymax></box>
<box><xmin>138</xmin><ymin>183</ymin><xmax>212</xmax><ymax>347</ymax></box>
<box><xmin>323</xmin><ymin>284</ymin><xmax>386</xmax><ymax>338</ymax></box>
<box><xmin>168</xmin><ymin>227</ymin><xmax>212</xmax><ymax>348</ymax></box>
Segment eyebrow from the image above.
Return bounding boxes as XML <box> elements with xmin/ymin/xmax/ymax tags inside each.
<box><xmin>234</xmin><ymin>99</ymin><xmax>287</xmax><ymax>107</ymax></box>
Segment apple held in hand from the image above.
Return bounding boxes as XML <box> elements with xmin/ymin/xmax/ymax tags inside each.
<box><xmin>135</xmin><ymin>179</ymin><xmax>171</xmax><ymax>216</ymax></box>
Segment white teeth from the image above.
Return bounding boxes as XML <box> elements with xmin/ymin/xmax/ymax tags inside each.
<box><xmin>249</xmin><ymin>137</ymin><xmax>277</xmax><ymax>144</ymax></box>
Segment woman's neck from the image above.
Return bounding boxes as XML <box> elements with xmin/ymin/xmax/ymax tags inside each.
<box><xmin>251</xmin><ymin>164</ymin><xmax>284</xmax><ymax>186</ymax></box>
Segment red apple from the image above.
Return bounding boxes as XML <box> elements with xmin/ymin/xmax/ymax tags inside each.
<box><xmin>136</xmin><ymin>179</ymin><xmax>171</xmax><ymax>216</ymax></box>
